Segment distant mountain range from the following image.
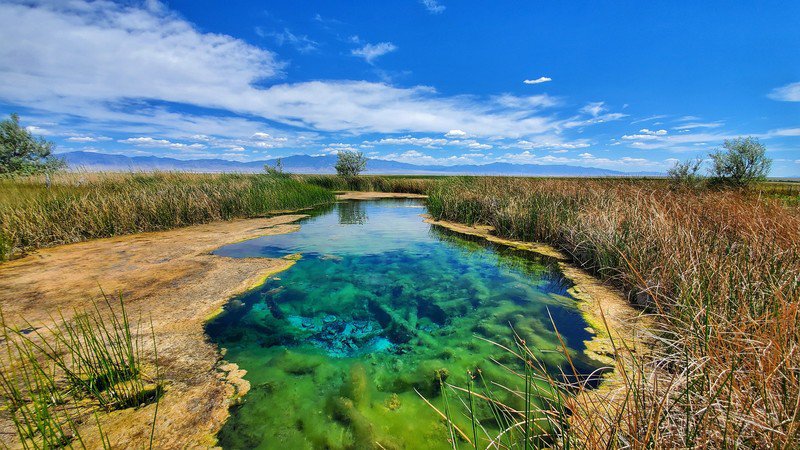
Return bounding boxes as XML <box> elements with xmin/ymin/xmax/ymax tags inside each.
<box><xmin>59</xmin><ymin>151</ymin><xmax>655</xmax><ymax>176</ymax></box>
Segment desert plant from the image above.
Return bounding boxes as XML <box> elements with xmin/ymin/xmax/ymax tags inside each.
<box><xmin>335</xmin><ymin>150</ymin><xmax>367</xmax><ymax>178</ymax></box>
<box><xmin>708</xmin><ymin>137</ymin><xmax>772</xmax><ymax>187</ymax></box>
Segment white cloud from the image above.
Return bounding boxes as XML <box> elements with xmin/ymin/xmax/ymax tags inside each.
<box><xmin>445</xmin><ymin>129</ymin><xmax>467</xmax><ymax>138</ymax></box>
<box><xmin>66</xmin><ymin>135</ymin><xmax>111</xmax><ymax>142</ymax></box>
<box><xmin>492</xmin><ymin>94</ymin><xmax>559</xmax><ymax>109</ymax></box>
<box><xmin>259</xmin><ymin>27</ymin><xmax>317</xmax><ymax>53</ymax></box>
<box><xmin>365</xmin><ymin>136</ymin><xmax>449</xmax><ymax>147</ymax></box>
<box><xmin>770</xmin><ymin>127</ymin><xmax>800</xmax><ymax>137</ymax></box>
<box><xmin>0</xmin><ymin>0</ymin><xmax>626</xmax><ymax>150</ymax></box>
<box><xmin>25</xmin><ymin>125</ymin><xmax>52</xmax><ymax>135</ymax></box>
<box><xmin>673</xmin><ymin>122</ymin><xmax>723</xmax><ymax>130</ymax></box>
<box><xmin>768</xmin><ymin>82</ymin><xmax>800</xmax><ymax>102</ymax></box>
<box><xmin>622</xmin><ymin>129</ymin><xmax>668</xmax><ymax>140</ymax></box>
<box><xmin>420</xmin><ymin>0</ymin><xmax>446</xmax><ymax>14</ymax></box>
<box><xmin>514</xmin><ymin>139</ymin><xmax>590</xmax><ymax>150</ymax></box>
<box><xmin>119</xmin><ymin>137</ymin><xmax>205</xmax><ymax>150</ymax></box>
<box><xmin>580</xmin><ymin>102</ymin><xmax>607</xmax><ymax>117</ymax></box>
<box><xmin>351</xmin><ymin>42</ymin><xmax>397</xmax><ymax>63</ymax></box>
<box><xmin>523</xmin><ymin>77</ymin><xmax>552</xmax><ymax>85</ymax></box>
<box><xmin>578</xmin><ymin>152</ymin><xmax>593</xmax><ymax>158</ymax></box>
<box><xmin>467</xmin><ymin>142</ymin><xmax>492</xmax><ymax>150</ymax></box>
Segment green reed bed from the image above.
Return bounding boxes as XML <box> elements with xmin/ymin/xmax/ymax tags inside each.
<box><xmin>297</xmin><ymin>174</ymin><xmax>437</xmax><ymax>194</ymax></box>
<box><xmin>0</xmin><ymin>172</ymin><xmax>334</xmax><ymax>261</ymax></box>
<box><xmin>0</xmin><ymin>295</ymin><xmax>160</xmax><ymax>449</ymax></box>
<box><xmin>427</xmin><ymin>177</ymin><xmax>800</xmax><ymax>448</ymax></box>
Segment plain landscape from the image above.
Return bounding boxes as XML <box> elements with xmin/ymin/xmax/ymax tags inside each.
<box><xmin>1</xmin><ymin>1</ymin><xmax>799</xmax><ymax>449</ymax></box>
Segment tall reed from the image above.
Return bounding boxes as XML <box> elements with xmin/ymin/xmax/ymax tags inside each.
<box><xmin>0</xmin><ymin>172</ymin><xmax>334</xmax><ymax>260</ymax></box>
<box><xmin>428</xmin><ymin>177</ymin><xmax>800</xmax><ymax>448</ymax></box>
<box><xmin>297</xmin><ymin>174</ymin><xmax>436</xmax><ymax>194</ymax></box>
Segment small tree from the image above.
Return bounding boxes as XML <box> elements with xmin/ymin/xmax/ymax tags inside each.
<box><xmin>0</xmin><ymin>113</ymin><xmax>65</xmax><ymax>175</ymax></box>
<box><xmin>335</xmin><ymin>150</ymin><xmax>367</xmax><ymax>178</ymax></box>
<box><xmin>265</xmin><ymin>157</ymin><xmax>284</xmax><ymax>175</ymax></box>
<box><xmin>708</xmin><ymin>137</ymin><xmax>771</xmax><ymax>187</ymax></box>
<box><xmin>667</xmin><ymin>158</ymin><xmax>704</xmax><ymax>188</ymax></box>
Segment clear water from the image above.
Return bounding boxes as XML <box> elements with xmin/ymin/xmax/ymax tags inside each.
<box><xmin>206</xmin><ymin>199</ymin><xmax>602</xmax><ymax>449</ymax></box>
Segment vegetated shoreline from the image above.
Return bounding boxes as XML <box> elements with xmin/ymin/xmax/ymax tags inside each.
<box><xmin>426</xmin><ymin>177</ymin><xmax>800</xmax><ymax>448</ymax></box>
<box><xmin>0</xmin><ymin>191</ymin><xmax>639</xmax><ymax>448</ymax></box>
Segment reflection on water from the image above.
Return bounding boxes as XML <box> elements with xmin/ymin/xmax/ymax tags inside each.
<box><xmin>206</xmin><ymin>199</ymin><xmax>602</xmax><ymax>449</ymax></box>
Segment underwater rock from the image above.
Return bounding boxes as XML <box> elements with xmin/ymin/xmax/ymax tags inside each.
<box><xmin>384</xmin><ymin>393</ymin><xmax>402</xmax><ymax>411</ymax></box>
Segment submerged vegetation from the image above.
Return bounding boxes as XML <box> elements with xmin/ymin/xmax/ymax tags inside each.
<box><xmin>0</xmin><ymin>294</ymin><xmax>160</xmax><ymax>448</ymax></box>
<box><xmin>428</xmin><ymin>177</ymin><xmax>800</xmax><ymax>448</ymax></box>
<box><xmin>0</xmin><ymin>172</ymin><xmax>334</xmax><ymax>261</ymax></box>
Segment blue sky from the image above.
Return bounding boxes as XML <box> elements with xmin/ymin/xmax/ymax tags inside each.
<box><xmin>1</xmin><ymin>0</ymin><xmax>799</xmax><ymax>175</ymax></box>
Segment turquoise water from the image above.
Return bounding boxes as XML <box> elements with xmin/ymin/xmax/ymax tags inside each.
<box><xmin>207</xmin><ymin>199</ymin><xmax>602</xmax><ymax>449</ymax></box>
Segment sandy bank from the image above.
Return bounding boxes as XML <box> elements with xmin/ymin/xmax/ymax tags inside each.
<box><xmin>0</xmin><ymin>214</ymin><xmax>308</xmax><ymax>448</ymax></box>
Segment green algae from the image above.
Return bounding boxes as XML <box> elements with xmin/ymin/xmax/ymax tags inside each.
<box><xmin>206</xmin><ymin>199</ymin><xmax>604</xmax><ymax>449</ymax></box>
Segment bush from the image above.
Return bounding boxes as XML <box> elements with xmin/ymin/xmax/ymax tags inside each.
<box><xmin>667</xmin><ymin>158</ymin><xmax>704</xmax><ymax>188</ymax></box>
<box><xmin>709</xmin><ymin>137</ymin><xmax>771</xmax><ymax>187</ymax></box>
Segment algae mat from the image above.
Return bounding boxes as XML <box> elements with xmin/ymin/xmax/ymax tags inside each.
<box><xmin>207</xmin><ymin>199</ymin><xmax>606</xmax><ymax>449</ymax></box>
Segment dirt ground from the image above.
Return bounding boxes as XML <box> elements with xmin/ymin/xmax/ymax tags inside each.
<box><xmin>0</xmin><ymin>213</ymin><xmax>310</xmax><ymax>448</ymax></box>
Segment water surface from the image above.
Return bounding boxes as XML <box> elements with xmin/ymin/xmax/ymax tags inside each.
<box><xmin>207</xmin><ymin>199</ymin><xmax>601</xmax><ymax>449</ymax></box>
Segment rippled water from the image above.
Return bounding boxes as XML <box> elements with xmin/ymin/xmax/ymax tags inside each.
<box><xmin>206</xmin><ymin>199</ymin><xmax>601</xmax><ymax>449</ymax></box>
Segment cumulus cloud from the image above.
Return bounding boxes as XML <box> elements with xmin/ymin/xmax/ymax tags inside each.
<box><xmin>768</xmin><ymin>82</ymin><xmax>800</xmax><ymax>102</ymax></box>
<box><xmin>420</xmin><ymin>0</ymin><xmax>446</xmax><ymax>14</ymax></box>
<box><xmin>523</xmin><ymin>77</ymin><xmax>552</xmax><ymax>85</ymax></box>
<box><xmin>622</xmin><ymin>129</ymin><xmax>668</xmax><ymax>140</ymax></box>
<box><xmin>445</xmin><ymin>129</ymin><xmax>467</xmax><ymax>138</ymax></box>
<box><xmin>351</xmin><ymin>42</ymin><xmax>397</xmax><ymax>63</ymax></box>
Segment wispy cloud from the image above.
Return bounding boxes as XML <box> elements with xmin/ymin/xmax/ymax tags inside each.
<box><xmin>523</xmin><ymin>77</ymin><xmax>552</xmax><ymax>85</ymax></box>
<box><xmin>119</xmin><ymin>137</ymin><xmax>205</xmax><ymax>150</ymax></box>
<box><xmin>420</xmin><ymin>0</ymin><xmax>446</xmax><ymax>14</ymax></box>
<box><xmin>257</xmin><ymin>27</ymin><xmax>317</xmax><ymax>53</ymax></box>
<box><xmin>351</xmin><ymin>42</ymin><xmax>397</xmax><ymax>63</ymax></box>
<box><xmin>768</xmin><ymin>81</ymin><xmax>800</xmax><ymax>102</ymax></box>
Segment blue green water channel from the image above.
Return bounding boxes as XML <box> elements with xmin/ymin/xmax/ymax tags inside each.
<box><xmin>206</xmin><ymin>199</ymin><xmax>603</xmax><ymax>449</ymax></box>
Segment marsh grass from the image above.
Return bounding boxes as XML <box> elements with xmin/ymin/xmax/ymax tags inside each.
<box><xmin>298</xmin><ymin>174</ymin><xmax>436</xmax><ymax>194</ymax></box>
<box><xmin>428</xmin><ymin>177</ymin><xmax>800</xmax><ymax>448</ymax></box>
<box><xmin>0</xmin><ymin>172</ymin><xmax>334</xmax><ymax>260</ymax></box>
<box><xmin>0</xmin><ymin>294</ymin><xmax>161</xmax><ymax>448</ymax></box>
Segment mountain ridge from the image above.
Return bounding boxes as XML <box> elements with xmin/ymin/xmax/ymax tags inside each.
<box><xmin>59</xmin><ymin>151</ymin><xmax>655</xmax><ymax>176</ymax></box>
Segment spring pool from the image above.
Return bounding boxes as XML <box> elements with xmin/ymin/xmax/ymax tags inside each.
<box><xmin>206</xmin><ymin>199</ymin><xmax>603</xmax><ymax>449</ymax></box>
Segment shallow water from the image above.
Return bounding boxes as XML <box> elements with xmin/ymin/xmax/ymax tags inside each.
<box><xmin>207</xmin><ymin>199</ymin><xmax>602</xmax><ymax>449</ymax></box>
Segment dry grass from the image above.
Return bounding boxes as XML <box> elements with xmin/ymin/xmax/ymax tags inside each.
<box><xmin>0</xmin><ymin>172</ymin><xmax>334</xmax><ymax>261</ymax></box>
<box><xmin>428</xmin><ymin>177</ymin><xmax>800</xmax><ymax>448</ymax></box>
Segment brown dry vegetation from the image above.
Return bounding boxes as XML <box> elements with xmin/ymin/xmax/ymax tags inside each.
<box><xmin>428</xmin><ymin>177</ymin><xmax>800</xmax><ymax>448</ymax></box>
